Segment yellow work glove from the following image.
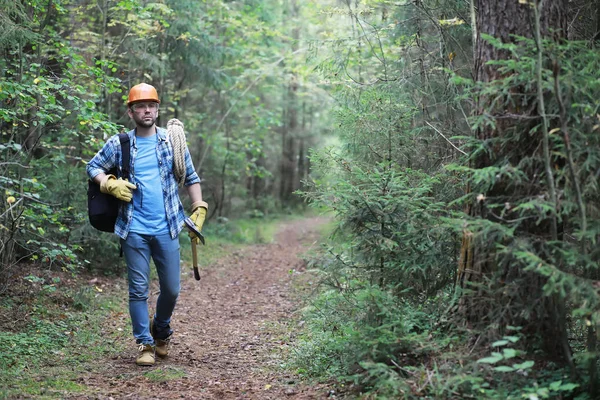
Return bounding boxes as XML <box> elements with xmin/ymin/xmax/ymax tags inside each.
<box><xmin>188</xmin><ymin>201</ymin><xmax>208</xmax><ymax>243</ymax></box>
<box><xmin>100</xmin><ymin>174</ymin><xmax>137</xmax><ymax>202</ymax></box>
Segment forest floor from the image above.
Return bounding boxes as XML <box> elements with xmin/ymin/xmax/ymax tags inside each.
<box><xmin>1</xmin><ymin>216</ymin><xmax>342</xmax><ymax>399</ymax></box>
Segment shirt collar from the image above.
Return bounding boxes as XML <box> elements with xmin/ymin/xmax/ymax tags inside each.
<box><xmin>129</xmin><ymin>126</ymin><xmax>167</xmax><ymax>148</ymax></box>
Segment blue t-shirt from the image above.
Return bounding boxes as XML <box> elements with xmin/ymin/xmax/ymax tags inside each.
<box><xmin>129</xmin><ymin>133</ymin><xmax>169</xmax><ymax>235</ymax></box>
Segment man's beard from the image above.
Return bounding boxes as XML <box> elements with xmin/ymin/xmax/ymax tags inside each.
<box><xmin>134</xmin><ymin>114</ymin><xmax>157</xmax><ymax>128</ymax></box>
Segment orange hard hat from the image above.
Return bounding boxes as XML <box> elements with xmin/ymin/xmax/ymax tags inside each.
<box><xmin>127</xmin><ymin>83</ymin><xmax>160</xmax><ymax>105</ymax></box>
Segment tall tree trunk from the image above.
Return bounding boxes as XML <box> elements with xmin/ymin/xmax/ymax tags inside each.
<box><xmin>457</xmin><ymin>0</ymin><xmax>570</xmax><ymax>359</ymax></box>
<box><xmin>280</xmin><ymin>0</ymin><xmax>300</xmax><ymax>206</ymax></box>
<box><xmin>280</xmin><ymin>89</ymin><xmax>296</xmax><ymax>205</ymax></box>
<box><xmin>295</xmin><ymin>101</ymin><xmax>307</xmax><ymax>194</ymax></box>
<box><xmin>218</xmin><ymin>121</ymin><xmax>230</xmax><ymax>218</ymax></box>
<box><xmin>251</xmin><ymin>145</ymin><xmax>267</xmax><ymax>200</ymax></box>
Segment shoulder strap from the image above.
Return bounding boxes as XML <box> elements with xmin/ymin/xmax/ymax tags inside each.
<box><xmin>118</xmin><ymin>133</ymin><xmax>130</xmax><ymax>180</ymax></box>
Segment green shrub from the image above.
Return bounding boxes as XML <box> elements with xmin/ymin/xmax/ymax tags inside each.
<box><xmin>290</xmin><ymin>279</ymin><xmax>439</xmax><ymax>380</ymax></box>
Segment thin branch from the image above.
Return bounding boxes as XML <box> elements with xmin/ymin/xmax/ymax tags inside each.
<box><xmin>0</xmin><ymin>197</ymin><xmax>23</xmax><ymax>219</ymax></box>
<box><xmin>389</xmin><ymin>358</ymin><xmax>413</xmax><ymax>376</ymax></box>
<box><xmin>0</xmin><ymin>162</ymin><xmax>31</xmax><ymax>168</ymax></box>
<box><xmin>0</xmin><ymin>188</ymin><xmax>57</xmax><ymax>206</ymax></box>
<box><xmin>425</xmin><ymin>121</ymin><xmax>467</xmax><ymax>155</ymax></box>
<box><xmin>355</xmin><ymin>17</ymin><xmax>386</xmax><ymax>77</ymax></box>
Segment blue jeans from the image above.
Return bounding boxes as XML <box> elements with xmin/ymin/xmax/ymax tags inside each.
<box><xmin>121</xmin><ymin>232</ymin><xmax>181</xmax><ymax>344</ymax></box>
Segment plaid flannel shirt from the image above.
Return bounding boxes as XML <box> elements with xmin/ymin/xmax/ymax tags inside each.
<box><xmin>87</xmin><ymin>127</ymin><xmax>201</xmax><ymax>240</ymax></box>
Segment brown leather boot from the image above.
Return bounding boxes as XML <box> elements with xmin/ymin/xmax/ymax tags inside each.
<box><xmin>136</xmin><ymin>344</ymin><xmax>155</xmax><ymax>366</ymax></box>
<box><xmin>155</xmin><ymin>337</ymin><xmax>170</xmax><ymax>358</ymax></box>
<box><xmin>150</xmin><ymin>318</ymin><xmax>171</xmax><ymax>358</ymax></box>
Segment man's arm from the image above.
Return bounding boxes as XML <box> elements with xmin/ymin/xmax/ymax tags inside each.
<box><xmin>187</xmin><ymin>182</ymin><xmax>208</xmax><ymax>213</ymax></box>
<box><xmin>93</xmin><ymin>173</ymin><xmax>107</xmax><ymax>185</ymax></box>
<box><xmin>87</xmin><ymin>137</ymin><xmax>117</xmax><ymax>181</ymax></box>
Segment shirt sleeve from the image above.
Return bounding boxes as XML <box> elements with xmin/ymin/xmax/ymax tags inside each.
<box><xmin>183</xmin><ymin>146</ymin><xmax>201</xmax><ymax>186</ymax></box>
<box><xmin>86</xmin><ymin>136</ymin><xmax>118</xmax><ymax>180</ymax></box>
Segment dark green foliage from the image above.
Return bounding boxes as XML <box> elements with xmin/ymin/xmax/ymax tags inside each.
<box><xmin>298</xmin><ymin>27</ymin><xmax>463</xmax><ymax>395</ymax></box>
<box><xmin>0</xmin><ymin>1</ymin><xmax>123</xmax><ymax>287</ymax></box>
<box><xmin>307</xmin><ymin>154</ymin><xmax>456</xmax><ymax>299</ymax></box>
<box><xmin>449</xmin><ymin>36</ymin><xmax>600</xmax><ymax>346</ymax></box>
<box><xmin>299</xmin><ymin>126</ymin><xmax>462</xmax><ymax>396</ymax></box>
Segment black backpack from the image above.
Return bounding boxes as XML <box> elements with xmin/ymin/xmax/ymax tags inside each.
<box><xmin>87</xmin><ymin>133</ymin><xmax>131</xmax><ymax>232</ymax></box>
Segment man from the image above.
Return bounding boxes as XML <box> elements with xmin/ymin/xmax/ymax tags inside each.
<box><xmin>87</xmin><ymin>83</ymin><xmax>207</xmax><ymax>366</ymax></box>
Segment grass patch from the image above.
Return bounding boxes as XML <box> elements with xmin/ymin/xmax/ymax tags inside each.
<box><xmin>206</xmin><ymin>215</ymin><xmax>283</xmax><ymax>245</ymax></box>
<box><xmin>143</xmin><ymin>366</ymin><xmax>187</xmax><ymax>382</ymax></box>
<box><xmin>0</xmin><ymin>376</ymin><xmax>87</xmax><ymax>398</ymax></box>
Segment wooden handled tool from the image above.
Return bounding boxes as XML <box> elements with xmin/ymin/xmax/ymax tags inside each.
<box><xmin>184</xmin><ymin>217</ymin><xmax>204</xmax><ymax>281</ymax></box>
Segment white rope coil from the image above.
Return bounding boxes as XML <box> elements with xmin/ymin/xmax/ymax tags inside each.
<box><xmin>167</xmin><ymin>118</ymin><xmax>187</xmax><ymax>186</ymax></box>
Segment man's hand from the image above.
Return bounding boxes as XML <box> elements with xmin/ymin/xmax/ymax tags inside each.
<box><xmin>100</xmin><ymin>174</ymin><xmax>137</xmax><ymax>202</ymax></box>
<box><xmin>189</xmin><ymin>201</ymin><xmax>208</xmax><ymax>243</ymax></box>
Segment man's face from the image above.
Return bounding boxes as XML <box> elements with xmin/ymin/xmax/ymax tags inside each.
<box><xmin>128</xmin><ymin>102</ymin><xmax>159</xmax><ymax>128</ymax></box>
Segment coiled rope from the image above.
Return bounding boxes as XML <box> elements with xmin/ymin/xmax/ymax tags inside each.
<box><xmin>167</xmin><ymin>118</ymin><xmax>187</xmax><ymax>186</ymax></box>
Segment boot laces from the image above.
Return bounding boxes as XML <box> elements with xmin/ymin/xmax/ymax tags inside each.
<box><xmin>138</xmin><ymin>344</ymin><xmax>152</xmax><ymax>352</ymax></box>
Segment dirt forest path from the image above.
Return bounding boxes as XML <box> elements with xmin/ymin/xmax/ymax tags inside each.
<box><xmin>76</xmin><ymin>216</ymin><xmax>333</xmax><ymax>400</ymax></box>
